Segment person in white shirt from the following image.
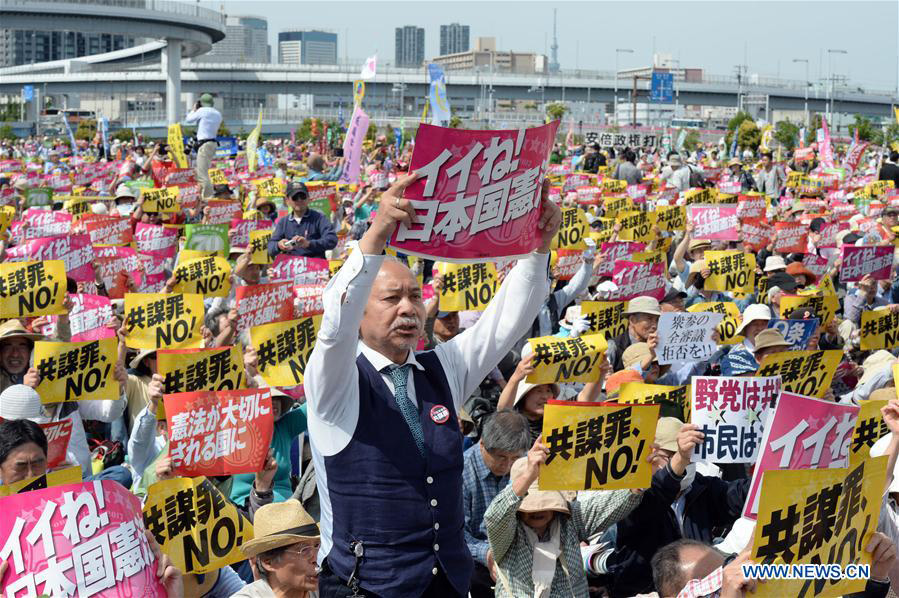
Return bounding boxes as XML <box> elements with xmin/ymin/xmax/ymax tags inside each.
<box><xmin>304</xmin><ymin>172</ymin><xmax>561</xmax><ymax>597</ymax></box>
<box><xmin>184</xmin><ymin>93</ymin><xmax>223</xmax><ymax>198</ymax></box>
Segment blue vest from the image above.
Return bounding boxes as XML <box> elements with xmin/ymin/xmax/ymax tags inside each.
<box><xmin>323</xmin><ymin>351</ymin><xmax>472</xmax><ymax>596</ymax></box>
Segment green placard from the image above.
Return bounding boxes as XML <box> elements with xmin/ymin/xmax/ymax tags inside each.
<box><xmin>184</xmin><ymin>223</ymin><xmax>230</xmax><ymax>256</ymax></box>
<box><xmin>24</xmin><ymin>187</ymin><xmax>53</xmax><ymax>207</ymax></box>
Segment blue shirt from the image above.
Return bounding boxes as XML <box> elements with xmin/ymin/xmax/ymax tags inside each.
<box><xmin>268</xmin><ymin>208</ymin><xmax>337</xmax><ymax>259</ymax></box>
<box><xmin>462</xmin><ymin>441</ymin><xmax>509</xmax><ymax>566</ymax></box>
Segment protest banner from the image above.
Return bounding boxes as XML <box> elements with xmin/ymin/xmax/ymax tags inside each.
<box><xmin>5</xmin><ymin>233</ymin><xmax>94</xmax><ymax>282</ymax></box>
<box><xmin>158</xmin><ymin>346</ymin><xmax>244</xmax><ymax>394</ymax></box>
<box><xmin>209</xmin><ymin>168</ymin><xmax>228</xmax><ymax>186</ymax></box>
<box><xmin>740</xmin><ymin>217</ymin><xmax>773</xmax><ymax>252</ymax></box>
<box><xmin>839</xmin><ymin>245</ymin><xmax>893</xmax><ymax>282</ymax></box>
<box><xmin>551</xmin><ymin>249</ymin><xmax>582</xmax><ymax>280</ymax></box>
<box><xmin>339</xmin><ymin>105</ymin><xmax>369</xmax><ymax>184</ymax></box>
<box><xmin>801</xmin><ymin>253</ymin><xmax>830</xmax><ymax>279</ymax></box>
<box><xmin>165</xmin><ymin>388</ymin><xmax>273</xmax><ymax>477</ymax></box>
<box><xmin>687</xmin><ymin>301</ymin><xmax>744</xmax><ymax>345</ymax></box>
<box><xmin>172</xmin><ymin>255</ymin><xmax>232</xmax><ymax>298</ymax></box>
<box><xmin>140</xmin><ymin>186</ymin><xmax>180</xmax><ymax>212</ymax></box>
<box><xmin>205</xmin><ymin>200</ymin><xmax>243</xmax><ymax>225</ymax></box>
<box><xmin>616</xmin><ymin>211</ymin><xmax>656</xmax><ymax>242</ymax></box>
<box><xmin>143</xmin><ymin>476</ymin><xmax>253</xmax><ymax>574</ymax></box>
<box><xmin>687</xmin><ymin>204</ymin><xmax>739</xmax><ymax>241</ymax></box>
<box><xmin>294</xmin><ymin>283</ymin><xmax>327</xmax><ymax>317</ymax></box>
<box><xmin>684</xmin><ymin>187</ymin><xmax>718</xmax><ymax>205</ymax></box>
<box><xmin>176</xmin><ymin>249</ymin><xmax>216</xmax><ymax>267</ymax></box>
<box><xmin>655</xmin><ymin>311</ymin><xmax>723</xmax><ymax>365</ymax></box>
<box><xmin>252</xmin><ymin>176</ymin><xmax>285</xmax><ymax>198</ymax></box>
<box><xmin>703</xmin><ymin>250</ymin><xmax>756</xmax><ymax>293</ymax></box>
<box><xmin>249</xmin><ymin>228</ymin><xmax>273</xmax><ymax>265</ymax></box>
<box><xmin>9</xmin><ymin>209</ymin><xmax>72</xmax><ymax>243</ymax></box>
<box><xmin>756</xmin><ymin>349</ymin><xmax>842</xmax><ymax>398</ymax></box>
<box><xmin>84</xmin><ymin>214</ymin><xmax>134</xmax><ymax>246</ymax></box>
<box><xmin>580</xmin><ymin>301</ymin><xmax>627</xmax><ymax>340</ymax></box>
<box><xmin>618</xmin><ymin>382</ymin><xmax>689</xmax><ymax>420</ymax></box>
<box><xmin>0</xmin><ymin>465</ymin><xmax>81</xmax><ymax>497</ymax></box>
<box><xmin>23</xmin><ymin>187</ymin><xmax>53</xmax><ymax>207</ymax></box>
<box><xmin>539</xmin><ymin>401</ymin><xmax>658</xmax><ymax>490</ymax></box>
<box><xmin>767</xmin><ymin>318</ymin><xmax>818</xmax><ymax>350</ymax></box>
<box><xmin>774</xmin><ymin>221</ymin><xmax>808</xmax><ymax>253</ymax></box>
<box><xmin>235</xmin><ymin>281</ymin><xmax>295</xmax><ymax>335</ymax></box>
<box><xmin>859</xmin><ymin>309</ymin><xmax>899</xmax><ymax>350</ymax></box>
<box><xmin>185</xmin><ymin>223</ymin><xmax>230</xmax><ymax>256</ymax></box>
<box><xmin>0</xmin><ymin>260</ymin><xmax>67</xmax><ymax>318</ymax></box>
<box><xmin>610</xmin><ymin>261</ymin><xmax>665</xmax><ymax>301</ymax></box>
<box><xmin>736</xmin><ymin>193</ymin><xmax>768</xmax><ymax>219</ymax></box>
<box><xmin>601</xmin><ymin>178</ymin><xmax>627</xmax><ymax>193</ymax></box>
<box><xmin>631</xmin><ymin>249</ymin><xmax>665</xmax><ymax>267</ymax></box>
<box><xmin>94</xmin><ymin>246</ymin><xmax>143</xmax><ymax>299</ymax></box>
<box><xmin>691</xmin><ymin>376</ymin><xmax>780</xmax><ymax>463</ymax></box>
<box><xmin>849</xmin><ymin>399</ymin><xmax>889</xmax><ymax>465</ymax></box>
<box><xmin>391</xmin><ymin>122</ymin><xmax>559</xmax><ymax>261</ymax></box>
<box><xmin>750</xmin><ymin>458</ymin><xmax>887</xmax><ymax>598</ymax></box>
<box><xmin>744</xmin><ymin>391</ymin><xmax>860</xmax><ymax>518</ymax></box>
<box><xmin>655</xmin><ymin>205</ymin><xmax>686</xmax><ymax>232</ymax></box>
<box><xmin>780</xmin><ymin>292</ymin><xmax>838</xmax><ymax>326</ymax></box>
<box><xmin>552</xmin><ymin>207</ymin><xmax>589</xmax><ymax>250</ymax></box>
<box><xmin>328</xmin><ymin>259</ymin><xmax>344</xmax><ymax>278</ymax></box>
<box><xmin>33</xmin><ymin>338</ymin><xmax>118</xmax><ymax>403</ymax></box>
<box><xmin>0</xmin><ymin>480</ymin><xmax>166</xmax><ymax>596</ymax></box>
<box><xmin>230</xmin><ymin>218</ymin><xmax>273</xmax><ymax>248</ymax></box>
<box><xmin>525</xmin><ymin>334</ymin><xmax>606</xmax><ymax>384</ymax></box>
<box><xmin>39</xmin><ymin>419</ymin><xmax>73</xmax><ymax>469</ymax></box>
<box><xmin>601</xmin><ymin>195</ymin><xmax>632</xmax><ymax>218</ymax></box>
<box><xmin>168</xmin><ymin>123</ymin><xmax>189</xmax><ymax>168</ymax></box>
<box><xmin>124</xmin><ymin>292</ymin><xmax>204</xmax><ymax>350</ymax></box>
<box><xmin>435</xmin><ymin>261</ymin><xmax>498</xmax><ymax>311</ymax></box>
<box><xmin>269</xmin><ymin>255</ymin><xmax>330</xmax><ymax>286</ymax></box>
<box><xmin>134</xmin><ymin>222</ymin><xmax>180</xmax><ymax>260</ymax></box>
<box><xmin>306</xmin><ymin>182</ymin><xmax>337</xmax><ymax>216</ymax></box>
<box><xmin>250</xmin><ymin>316</ymin><xmax>322</xmax><ymax>386</ymax></box>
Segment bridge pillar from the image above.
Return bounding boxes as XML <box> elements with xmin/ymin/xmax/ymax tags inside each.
<box><xmin>162</xmin><ymin>39</ymin><xmax>182</xmax><ymax>124</ymax></box>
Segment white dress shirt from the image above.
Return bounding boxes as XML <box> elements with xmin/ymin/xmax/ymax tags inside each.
<box><xmin>184</xmin><ymin>106</ymin><xmax>223</xmax><ymax>141</ymax></box>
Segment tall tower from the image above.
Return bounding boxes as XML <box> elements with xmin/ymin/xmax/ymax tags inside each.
<box><xmin>549</xmin><ymin>8</ymin><xmax>560</xmax><ymax>72</ymax></box>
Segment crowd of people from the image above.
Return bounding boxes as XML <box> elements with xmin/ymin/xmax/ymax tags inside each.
<box><xmin>1</xmin><ymin>94</ymin><xmax>899</xmax><ymax>598</ymax></box>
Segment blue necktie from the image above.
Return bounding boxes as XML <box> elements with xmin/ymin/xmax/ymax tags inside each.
<box><xmin>385</xmin><ymin>364</ymin><xmax>425</xmax><ymax>457</ymax></box>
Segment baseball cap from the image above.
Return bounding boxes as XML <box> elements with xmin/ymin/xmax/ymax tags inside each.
<box><xmin>287</xmin><ymin>182</ymin><xmax>308</xmax><ymax>200</ymax></box>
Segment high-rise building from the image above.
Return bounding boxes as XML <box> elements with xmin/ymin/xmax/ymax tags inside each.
<box><xmin>433</xmin><ymin>37</ymin><xmax>546</xmax><ymax>74</ymax></box>
<box><xmin>198</xmin><ymin>15</ymin><xmax>269</xmax><ymax>63</ymax></box>
<box><xmin>395</xmin><ymin>26</ymin><xmax>424</xmax><ymax>68</ymax></box>
<box><xmin>439</xmin><ymin>23</ymin><xmax>469</xmax><ymax>56</ymax></box>
<box><xmin>0</xmin><ymin>30</ymin><xmax>137</xmax><ymax>67</ymax></box>
<box><xmin>278</xmin><ymin>30</ymin><xmax>338</xmax><ymax>65</ymax></box>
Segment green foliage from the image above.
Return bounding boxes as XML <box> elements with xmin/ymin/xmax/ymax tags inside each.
<box><xmin>682</xmin><ymin>130</ymin><xmax>701</xmax><ymax>152</ymax></box>
<box><xmin>726</xmin><ymin>111</ymin><xmax>754</xmax><ymax>132</ymax></box>
<box><xmin>545</xmin><ymin>102</ymin><xmax>568</xmax><ymax>121</ymax></box>
<box><xmin>725</xmin><ymin>113</ymin><xmax>761</xmax><ymax>151</ymax></box>
<box><xmin>449</xmin><ymin>115</ymin><xmax>463</xmax><ymax>129</ymax></box>
<box><xmin>365</xmin><ymin>122</ymin><xmax>378</xmax><ymax>142</ymax></box>
<box><xmin>806</xmin><ymin>114</ymin><xmax>823</xmax><ymax>143</ymax></box>
<box><xmin>111</xmin><ymin>129</ymin><xmax>134</xmax><ymax>143</ymax></box>
<box><xmin>851</xmin><ymin>114</ymin><xmax>877</xmax><ymax>142</ymax></box>
<box><xmin>0</xmin><ymin>125</ymin><xmax>17</xmax><ymax>141</ymax></box>
<box><xmin>873</xmin><ymin>122</ymin><xmax>899</xmax><ymax>148</ymax></box>
<box><xmin>774</xmin><ymin>120</ymin><xmax>800</xmax><ymax>151</ymax></box>
<box><xmin>74</xmin><ymin>118</ymin><xmax>97</xmax><ymax>141</ymax></box>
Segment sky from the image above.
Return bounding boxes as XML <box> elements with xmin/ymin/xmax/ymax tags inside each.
<box><xmin>199</xmin><ymin>0</ymin><xmax>899</xmax><ymax>93</ymax></box>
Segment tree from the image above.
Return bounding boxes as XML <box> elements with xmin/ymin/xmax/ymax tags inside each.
<box><xmin>774</xmin><ymin>120</ymin><xmax>800</xmax><ymax>151</ymax></box>
<box><xmin>111</xmin><ymin>129</ymin><xmax>134</xmax><ymax>143</ymax></box>
<box><xmin>806</xmin><ymin>114</ymin><xmax>823</xmax><ymax>144</ymax></box>
<box><xmin>873</xmin><ymin>122</ymin><xmax>899</xmax><ymax>148</ymax></box>
<box><xmin>545</xmin><ymin>102</ymin><xmax>568</xmax><ymax>121</ymax></box>
<box><xmin>851</xmin><ymin>114</ymin><xmax>877</xmax><ymax>141</ymax></box>
<box><xmin>74</xmin><ymin>118</ymin><xmax>97</xmax><ymax>141</ymax></box>
<box><xmin>725</xmin><ymin>111</ymin><xmax>755</xmax><ymax>149</ymax></box>
<box><xmin>0</xmin><ymin>125</ymin><xmax>16</xmax><ymax>141</ymax></box>
<box><xmin>365</xmin><ymin>122</ymin><xmax>378</xmax><ymax>142</ymax></box>
<box><xmin>683</xmin><ymin>130</ymin><xmax>701</xmax><ymax>152</ymax></box>
<box><xmin>449</xmin><ymin>115</ymin><xmax>463</xmax><ymax>129</ymax></box>
<box><xmin>725</xmin><ymin>113</ymin><xmax>761</xmax><ymax>151</ymax></box>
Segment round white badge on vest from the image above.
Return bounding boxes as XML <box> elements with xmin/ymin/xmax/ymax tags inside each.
<box><xmin>430</xmin><ymin>405</ymin><xmax>450</xmax><ymax>424</ymax></box>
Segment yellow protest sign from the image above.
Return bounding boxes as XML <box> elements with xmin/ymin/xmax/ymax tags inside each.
<box><xmin>780</xmin><ymin>292</ymin><xmax>838</xmax><ymax>326</ymax></box>
<box><xmin>750</xmin><ymin>458</ymin><xmax>887</xmax><ymax>598</ymax></box>
<box><xmin>616</xmin><ymin>211</ymin><xmax>657</xmax><ymax>242</ymax></box>
<box><xmin>250</xmin><ymin>316</ymin><xmax>322</xmax><ymax>386</ymax></box>
<box><xmin>757</xmin><ymin>350</ymin><xmax>842</xmax><ymax>398</ymax></box>
<box><xmin>167</xmin><ymin>123</ymin><xmax>189</xmax><ymax>169</ymax></box>
<box><xmin>249</xmin><ymin>229</ymin><xmax>273</xmax><ymax>265</ymax></box>
<box><xmin>329</xmin><ymin>259</ymin><xmax>343</xmax><ymax>277</ymax></box>
<box><xmin>436</xmin><ymin>262</ymin><xmax>497</xmax><ymax>311</ymax></box>
<box><xmin>172</xmin><ymin>255</ymin><xmax>232</xmax><ymax>298</ymax></box>
<box><xmin>580</xmin><ymin>301</ymin><xmax>627</xmax><ymax>340</ymax></box>
<box><xmin>601</xmin><ymin>178</ymin><xmax>627</xmax><ymax>193</ymax></box>
<box><xmin>860</xmin><ymin>310</ymin><xmax>899</xmax><ymax>350</ymax></box>
<box><xmin>208</xmin><ymin>168</ymin><xmax>228</xmax><ymax>186</ymax></box>
<box><xmin>252</xmin><ymin>177</ymin><xmax>286</xmax><ymax>198</ymax></box>
<box><xmin>602</xmin><ymin>195</ymin><xmax>634</xmax><ymax>218</ymax></box>
<box><xmin>849</xmin><ymin>399</ymin><xmax>889</xmax><ymax>465</ymax></box>
<box><xmin>866</xmin><ymin>180</ymin><xmax>894</xmax><ymax>197</ymax></box>
<box><xmin>687</xmin><ymin>301</ymin><xmax>743</xmax><ymax>345</ymax></box>
<box><xmin>0</xmin><ymin>205</ymin><xmax>15</xmax><ymax>237</ymax></box>
<box><xmin>63</xmin><ymin>196</ymin><xmax>92</xmax><ymax>221</ymax></box>
<box><xmin>158</xmin><ymin>346</ymin><xmax>245</xmax><ymax>394</ymax></box>
<box><xmin>0</xmin><ymin>466</ymin><xmax>82</xmax><ymax>497</ymax></box>
<box><xmin>539</xmin><ymin>402</ymin><xmax>659</xmax><ymax>490</ymax></box>
<box><xmin>631</xmin><ymin>250</ymin><xmax>665</xmax><ymax>267</ymax></box>
<box><xmin>33</xmin><ymin>338</ymin><xmax>118</xmax><ymax>403</ymax></box>
<box><xmin>553</xmin><ymin>207</ymin><xmax>588</xmax><ymax>250</ymax></box>
<box><xmin>704</xmin><ymin>251</ymin><xmax>756</xmax><ymax>293</ymax></box>
<box><xmin>124</xmin><ymin>292</ymin><xmax>205</xmax><ymax>349</ymax></box>
<box><xmin>144</xmin><ymin>476</ymin><xmax>253</xmax><ymax>574</ymax></box>
<box><xmin>140</xmin><ymin>186</ymin><xmax>180</xmax><ymax>213</ymax></box>
<box><xmin>0</xmin><ymin>260</ymin><xmax>67</xmax><ymax>318</ymax></box>
<box><xmin>655</xmin><ymin>205</ymin><xmax>686</xmax><ymax>232</ymax></box>
<box><xmin>525</xmin><ymin>334</ymin><xmax>607</xmax><ymax>384</ymax></box>
<box><xmin>176</xmin><ymin>249</ymin><xmax>217</xmax><ymax>267</ymax></box>
<box><xmin>684</xmin><ymin>187</ymin><xmax>718</xmax><ymax>205</ymax></box>
<box><xmin>618</xmin><ymin>382</ymin><xmax>690</xmax><ymax>420</ymax></box>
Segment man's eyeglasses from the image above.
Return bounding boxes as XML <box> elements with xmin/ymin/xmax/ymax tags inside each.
<box><xmin>283</xmin><ymin>543</ymin><xmax>320</xmax><ymax>560</ymax></box>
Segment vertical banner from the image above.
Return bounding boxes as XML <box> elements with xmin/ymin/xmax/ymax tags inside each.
<box><xmin>428</xmin><ymin>63</ymin><xmax>451</xmax><ymax>126</ymax></box>
<box><xmin>167</xmin><ymin>123</ymin><xmax>189</xmax><ymax>169</ymax></box>
<box><xmin>246</xmin><ymin>107</ymin><xmax>263</xmax><ymax>173</ymax></box>
<box><xmin>339</xmin><ymin>106</ymin><xmax>370</xmax><ymax>184</ymax></box>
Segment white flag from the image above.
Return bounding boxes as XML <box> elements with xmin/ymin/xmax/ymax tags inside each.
<box><xmin>360</xmin><ymin>55</ymin><xmax>377</xmax><ymax>80</ymax></box>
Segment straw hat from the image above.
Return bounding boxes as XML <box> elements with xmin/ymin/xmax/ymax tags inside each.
<box><xmin>0</xmin><ymin>319</ymin><xmax>43</xmax><ymax>342</ymax></box>
<box><xmin>510</xmin><ymin>457</ymin><xmax>570</xmax><ymax>515</ymax></box>
<box><xmin>622</xmin><ymin>342</ymin><xmax>655</xmax><ymax>369</ymax></box>
<box><xmin>129</xmin><ymin>348</ymin><xmax>157</xmax><ymax>370</ymax></box>
<box><xmin>763</xmin><ymin>256</ymin><xmax>787</xmax><ymax>273</ymax></box>
<box><xmin>655</xmin><ymin>417</ymin><xmax>684</xmax><ymax>452</ymax></box>
<box><xmin>512</xmin><ymin>381</ymin><xmax>560</xmax><ymax>408</ymax></box>
<box><xmin>736</xmin><ymin>304</ymin><xmax>772</xmax><ymax>335</ymax></box>
<box><xmin>752</xmin><ymin>329</ymin><xmax>791</xmax><ymax>352</ymax></box>
<box><xmin>688</xmin><ymin>239</ymin><xmax>711</xmax><ymax>253</ymax></box>
<box><xmin>727</xmin><ymin>158</ymin><xmax>742</xmax><ymax>168</ymax></box>
<box><xmin>686</xmin><ymin>260</ymin><xmax>706</xmax><ymax>288</ymax></box>
<box><xmin>859</xmin><ymin>351</ymin><xmax>896</xmax><ymax>387</ymax></box>
<box><xmin>240</xmin><ymin>499</ymin><xmax>320</xmax><ymax>557</ymax></box>
<box><xmin>0</xmin><ymin>385</ymin><xmax>48</xmax><ymax>422</ymax></box>
<box><xmin>869</xmin><ymin>388</ymin><xmax>897</xmax><ymax>403</ymax></box>
<box><xmin>622</xmin><ymin>296</ymin><xmax>661</xmax><ymax>317</ymax></box>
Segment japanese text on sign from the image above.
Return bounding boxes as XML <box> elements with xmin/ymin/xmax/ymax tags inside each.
<box><xmin>526</xmin><ymin>334</ymin><xmax>606</xmax><ymax>384</ymax></box>
<box><xmin>656</xmin><ymin>312</ymin><xmax>723</xmax><ymax>365</ymax></box>
<box><xmin>250</xmin><ymin>316</ymin><xmax>322</xmax><ymax>386</ymax></box>
<box><xmin>33</xmin><ymin>338</ymin><xmax>118</xmax><ymax>403</ymax></box>
<box><xmin>124</xmin><ymin>293</ymin><xmax>204</xmax><ymax>350</ymax></box>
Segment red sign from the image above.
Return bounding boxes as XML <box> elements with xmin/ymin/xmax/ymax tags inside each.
<box><xmin>610</xmin><ymin>260</ymin><xmax>665</xmax><ymax>301</ymax></box>
<box><xmin>773</xmin><ymin>221</ymin><xmax>808</xmax><ymax>254</ymax></box>
<box><xmin>205</xmin><ymin>200</ymin><xmax>243</xmax><ymax>225</ymax></box>
<box><xmin>84</xmin><ymin>215</ymin><xmax>134</xmax><ymax>245</ymax></box>
<box><xmin>235</xmin><ymin>282</ymin><xmax>296</xmax><ymax>334</ymax></box>
<box><xmin>39</xmin><ymin>419</ymin><xmax>72</xmax><ymax>469</ymax></box>
<box><xmin>293</xmin><ymin>284</ymin><xmax>326</xmax><ymax>316</ymax></box>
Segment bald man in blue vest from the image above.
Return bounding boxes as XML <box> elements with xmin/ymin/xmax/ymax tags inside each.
<box><xmin>305</xmin><ymin>172</ymin><xmax>561</xmax><ymax>597</ymax></box>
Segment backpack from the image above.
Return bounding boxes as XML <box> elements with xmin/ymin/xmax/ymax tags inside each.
<box><xmin>687</xmin><ymin>165</ymin><xmax>711</xmax><ymax>189</ymax></box>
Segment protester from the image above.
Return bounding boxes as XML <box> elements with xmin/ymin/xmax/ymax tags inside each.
<box><xmin>184</xmin><ymin>93</ymin><xmax>223</xmax><ymax>198</ymax></box>
<box><xmin>268</xmin><ymin>182</ymin><xmax>338</xmax><ymax>259</ymax></box>
<box><xmin>0</xmin><ymin>418</ymin><xmax>47</xmax><ymax>485</ymax></box>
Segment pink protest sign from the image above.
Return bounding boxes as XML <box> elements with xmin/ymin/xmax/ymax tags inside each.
<box><xmin>610</xmin><ymin>260</ymin><xmax>665</xmax><ymax>301</ymax></box>
<box><xmin>0</xmin><ymin>480</ymin><xmax>166</xmax><ymax>596</ymax></box>
<box><xmin>94</xmin><ymin>246</ymin><xmax>144</xmax><ymax>299</ymax></box>
<box><xmin>801</xmin><ymin>253</ymin><xmax>830</xmax><ymax>278</ymax></box>
<box><xmin>599</xmin><ymin>242</ymin><xmax>645</xmax><ymax>276</ymax></box>
<box><xmin>390</xmin><ymin>121</ymin><xmax>560</xmax><ymax>261</ymax></box>
<box><xmin>743</xmin><ymin>392</ymin><xmax>859</xmax><ymax>518</ymax></box>
<box><xmin>5</xmin><ymin>233</ymin><xmax>95</xmax><ymax>282</ymax></box>
<box><xmin>818</xmin><ymin>221</ymin><xmax>840</xmax><ymax>248</ymax></box>
<box><xmin>9</xmin><ymin>209</ymin><xmax>72</xmax><ymax>244</ymax></box>
<box><xmin>840</xmin><ymin>245</ymin><xmax>893</xmax><ymax>282</ymax></box>
<box><xmin>134</xmin><ymin>222</ymin><xmax>179</xmax><ymax>260</ymax></box>
<box><xmin>269</xmin><ymin>254</ymin><xmax>330</xmax><ymax>286</ymax></box>
<box><xmin>339</xmin><ymin>105</ymin><xmax>370</xmax><ymax>184</ymax></box>
<box><xmin>136</xmin><ymin>253</ymin><xmax>169</xmax><ymax>293</ymax></box>
<box><xmin>229</xmin><ymin>218</ymin><xmax>274</xmax><ymax>248</ymax></box>
<box><xmin>62</xmin><ymin>293</ymin><xmax>115</xmax><ymax>342</ymax></box>
<box><xmin>39</xmin><ymin>419</ymin><xmax>72</xmax><ymax>469</ymax></box>
<box><xmin>687</xmin><ymin>204</ymin><xmax>739</xmax><ymax>241</ymax></box>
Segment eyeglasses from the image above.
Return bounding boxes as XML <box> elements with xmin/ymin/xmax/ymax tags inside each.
<box><xmin>283</xmin><ymin>544</ymin><xmax>320</xmax><ymax>560</ymax></box>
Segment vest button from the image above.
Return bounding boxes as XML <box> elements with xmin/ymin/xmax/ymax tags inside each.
<box><xmin>434</xmin><ymin>544</ymin><xmax>440</xmax><ymax>551</ymax></box>
<box><xmin>434</xmin><ymin>522</ymin><xmax>440</xmax><ymax>530</ymax></box>
<box><xmin>426</xmin><ymin>476</ymin><xmax>434</xmax><ymax>484</ymax></box>
<box><xmin>432</xmin><ymin>567</ymin><xmax>438</xmax><ymax>575</ymax></box>
<box><xmin>430</xmin><ymin>499</ymin><xmax>438</xmax><ymax>507</ymax></box>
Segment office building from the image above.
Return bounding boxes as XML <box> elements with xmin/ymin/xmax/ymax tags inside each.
<box><xmin>439</xmin><ymin>23</ymin><xmax>469</xmax><ymax>56</ymax></box>
<box><xmin>0</xmin><ymin>30</ymin><xmax>137</xmax><ymax>67</ymax></box>
<box><xmin>278</xmin><ymin>30</ymin><xmax>338</xmax><ymax>65</ymax></box>
<box><xmin>395</xmin><ymin>26</ymin><xmax>424</xmax><ymax>68</ymax></box>
<box><xmin>198</xmin><ymin>15</ymin><xmax>269</xmax><ymax>64</ymax></box>
<box><xmin>433</xmin><ymin>37</ymin><xmax>547</xmax><ymax>74</ymax></box>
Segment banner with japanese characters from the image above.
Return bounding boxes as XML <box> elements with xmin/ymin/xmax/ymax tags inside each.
<box><xmin>249</xmin><ymin>228</ymin><xmax>273</xmax><ymax>265</ymax></box>
<box><xmin>773</xmin><ymin>221</ymin><xmax>808</xmax><ymax>253</ymax></box>
<box><xmin>618</xmin><ymin>382</ymin><xmax>690</xmax><ymax>420</ymax></box>
<box><xmin>740</xmin><ymin>217</ymin><xmax>773</xmax><ymax>252</ymax></box>
<box><xmin>684</xmin><ymin>187</ymin><xmax>718</xmax><ymax>205</ymax></box>
<box><xmin>33</xmin><ymin>338</ymin><xmax>118</xmax><ymax>403</ymax></box>
<box><xmin>849</xmin><ymin>399</ymin><xmax>889</xmax><ymax>465</ymax></box>
<box><xmin>84</xmin><ymin>214</ymin><xmax>134</xmax><ymax>246</ymax></box>
<box><xmin>140</xmin><ymin>186</ymin><xmax>180</xmax><ymax>213</ymax></box>
<box><xmin>185</xmin><ymin>223</ymin><xmax>230</xmax><ymax>256</ymax></box>
<box><xmin>687</xmin><ymin>204</ymin><xmax>739</xmax><ymax>241</ymax></box>
<box><xmin>736</xmin><ymin>193</ymin><xmax>768</xmax><ymax>220</ymax></box>
<box><xmin>158</xmin><ymin>346</ymin><xmax>244</xmax><ymax>394</ymax></box>
<box><xmin>539</xmin><ymin>401</ymin><xmax>659</xmax><ymax>491</ymax></box>
<box><xmin>269</xmin><ymin>255</ymin><xmax>330</xmax><ymax>286</ymax></box>
<box><xmin>134</xmin><ymin>222</ymin><xmax>179</xmax><ymax>261</ymax></box>
<box><xmin>168</xmin><ymin>123</ymin><xmax>189</xmax><ymax>168</ymax></box>
<box><xmin>124</xmin><ymin>292</ymin><xmax>204</xmax><ymax>350</ymax></box>
<box><xmin>164</xmin><ymin>388</ymin><xmax>273</xmax><ymax>477</ymax></box>
<box><xmin>551</xmin><ymin>249</ymin><xmax>582</xmax><ymax>281</ymax></box>
<box><xmin>230</xmin><ymin>218</ymin><xmax>273</xmax><ymax>249</ymax></box>
<box><xmin>5</xmin><ymin>233</ymin><xmax>94</xmax><ymax>282</ymax></box>
<box><xmin>553</xmin><ymin>207</ymin><xmax>589</xmax><ymax>250</ymax></box>
<box><xmin>598</xmin><ymin>242</ymin><xmax>645</xmax><ymax>276</ymax></box>
<box><xmin>143</xmin><ymin>476</ymin><xmax>253</xmax><ymax>574</ymax></box>
<box><xmin>655</xmin><ymin>311</ymin><xmax>723</xmax><ymax>365</ymax></box>
<box><xmin>252</xmin><ymin>176</ymin><xmax>286</xmax><ymax>199</ymax></box>
<box><xmin>610</xmin><ymin>261</ymin><xmax>665</xmax><ymax>301</ymax></box>
<box><xmin>525</xmin><ymin>334</ymin><xmax>606</xmax><ymax>384</ymax></box>
<box><xmin>250</xmin><ymin>316</ymin><xmax>322</xmax><ymax>386</ymax></box>
<box><xmin>743</xmin><ymin>392</ymin><xmax>860</xmax><ymax>518</ymax></box>
<box><xmin>435</xmin><ymin>261</ymin><xmax>498</xmax><ymax>311</ymax></box>
<box><xmin>687</xmin><ymin>301</ymin><xmax>743</xmax><ymax>345</ymax></box>
<box><xmin>0</xmin><ymin>260</ymin><xmax>67</xmax><ymax>318</ymax></box>
<box><xmin>40</xmin><ymin>419</ymin><xmax>73</xmax><ymax>469</ymax></box>
<box><xmin>0</xmin><ymin>480</ymin><xmax>166</xmax><ymax>596</ymax></box>
<box><xmin>860</xmin><ymin>310</ymin><xmax>899</xmax><ymax>350</ymax></box>
<box><xmin>0</xmin><ymin>465</ymin><xmax>81</xmax><ymax>497</ymax></box>
<box><xmin>23</xmin><ymin>187</ymin><xmax>52</xmax><ymax>208</ymax></box>
<box><xmin>171</xmin><ymin>255</ymin><xmax>232</xmax><ymax>299</ymax></box>
<box><xmin>616</xmin><ymin>211</ymin><xmax>656</xmax><ymax>243</ymax></box>
<box><xmin>766</xmin><ymin>318</ymin><xmax>818</xmax><ymax>350</ymax></box>
<box><xmin>294</xmin><ymin>284</ymin><xmax>326</xmax><ymax>317</ymax></box>
<box><xmin>655</xmin><ymin>205</ymin><xmax>686</xmax><ymax>232</ymax></box>
<box><xmin>691</xmin><ymin>376</ymin><xmax>781</xmax><ymax>464</ymax></box>
<box><xmin>580</xmin><ymin>301</ymin><xmax>627</xmax><ymax>340</ymax></box>
<box><xmin>750</xmin><ymin>458</ymin><xmax>887</xmax><ymax>598</ymax></box>
<box><xmin>780</xmin><ymin>292</ymin><xmax>838</xmax><ymax>327</ymax></box>
<box><xmin>339</xmin><ymin>105</ymin><xmax>369</xmax><ymax>184</ymax></box>
<box><xmin>703</xmin><ymin>250</ymin><xmax>756</xmax><ymax>294</ymax></box>
<box><xmin>235</xmin><ymin>282</ymin><xmax>295</xmax><ymax>334</ymax></box>
<box><xmin>756</xmin><ymin>349</ymin><xmax>841</xmax><ymax>398</ymax></box>
<box><xmin>839</xmin><ymin>245</ymin><xmax>893</xmax><ymax>282</ymax></box>
<box><xmin>205</xmin><ymin>200</ymin><xmax>243</xmax><ymax>226</ymax></box>
<box><xmin>391</xmin><ymin>122</ymin><xmax>559</xmax><ymax>260</ymax></box>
